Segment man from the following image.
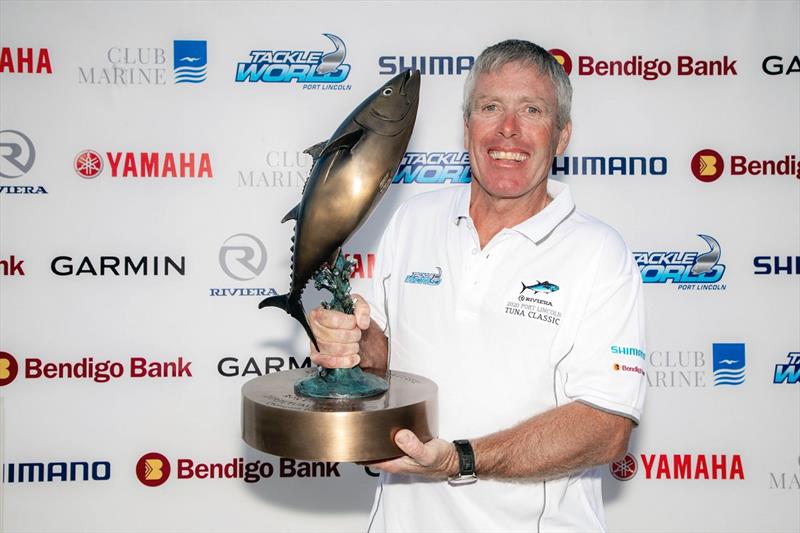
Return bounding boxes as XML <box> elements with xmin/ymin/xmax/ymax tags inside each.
<box><xmin>310</xmin><ymin>40</ymin><xmax>646</xmax><ymax>532</ymax></box>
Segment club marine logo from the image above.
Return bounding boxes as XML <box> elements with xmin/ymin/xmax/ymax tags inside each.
<box><xmin>79</xmin><ymin>46</ymin><xmax>167</xmax><ymax>85</ymax></box>
<box><xmin>174</xmin><ymin>40</ymin><xmax>207</xmax><ymax>83</ymax></box>
<box><xmin>0</xmin><ymin>47</ymin><xmax>52</xmax><ymax>74</ymax></box>
<box><xmin>74</xmin><ymin>150</ymin><xmax>103</xmax><ymax>178</ymax></box>
<box><xmin>774</xmin><ymin>352</ymin><xmax>800</xmax><ymax>384</ymax></box>
<box><xmin>1</xmin><ymin>255</ymin><xmax>25</xmax><ymax>276</ymax></box>
<box><xmin>610</xmin><ymin>453</ymin><xmax>637</xmax><ymax>481</ymax></box>
<box><xmin>691</xmin><ymin>148</ymin><xmax>799</xmax><ymax>181</ymax></box>
<box><xmin>378</xmin><ymin>55</ymin><xmax>474</xmax><ymax>76</ymax></box>
<box><xmin>393</xmin><ymin>152</ymin><xmax>472</xmax><ymax>184</ymax></box>
<box><xmin>219</xmin><ymin>233</ymin><xmax>267</xmax><ymax>281</ymax></box>
<box><xmin>635</xmin><ymin>234</ymin><xmax>726</xmax><ymax>290</ymax></box>
<box><xmin>72</xmin><ymin>150</ymin><xmax>213</xmax><ymax>178</ymax></box>
<box><xmin>762</xmin><ymin>55</ymin><xmax>800</xmax><ymax>75</ymax></box>
<box><xmin>237</xmin><ymin>150</ymin><xmax>310</xmax><ymax>188</ymax></box>
<box><xmin>648</xmin><ymin>349</ymin><xmax>708</xmax><ymax>388</ymax></box>
<box><xmin>712</xmin><ymin>343</ymin><xmax>745</xmax><ymax>386</ymax></box>
<box><xmin>0</xmin><ymin>351</ymin><xmax>20</xmax><ymax>386</ymax></box>
<box><xmin>3</xmin><ymin>460</ymin><xmax>111</xmax><ymax>483</ymax></box>
<box><xmin>235</xmin><ymin>33</ymin><xmax>351</xmax><ymax>89</ymax></box>
<box><xmin>691</xmin><ymin>149</ymin><xmax>724</xmax><ymax>182</ymax></box>
<box><xmin>548</xmin><ymin>49</ymin><xmax>572</xmax><ymax>75</ymax></box>
<box><xmin>754</xmin><ymin>255</ymin><xmax>800</xmax><ymax>275</ymax></box>
<box><xmin>0</xmin><ymin>129</ymin><xmax>36</xmax><ymax>178</ymax></box>
<box><xmin>136</xmin><ymin>452</ymin><xmax>171</xmax><ymax>487</ymax></box>
<box><xmin>769</xmin><ymin>456</ymin><xmax>800</xmax><ymax>490</ymax></box>
<box><xmin>549</xmin><ymin>49</ymin><xmax>737</xmax><ymax>80</ymax></box>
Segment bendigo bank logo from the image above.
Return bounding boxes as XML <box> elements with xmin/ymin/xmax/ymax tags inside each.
<box><xmin>691</xmin><ymin>148</ymin><xmax>799</xmax><ymax>181</ymax></box>
<box><xmin>611</xmin><ymin>453</ymin><xmax>745</xmax><ymax>480</ymax></box>
<box><xmin>0</xmin><ymin>351</ymin><xmax>20</xmax><ymax>386</ymax></box>
<box><xmin>691</xmin><ymin>149</ymin><xmax>724</xmax><ymax>182</ymax></box>
<box><xmin>73</xmin><ymin>150</ymin><xmax>213</xmax><ymax>179</ymax></box>
<box><xmin>136</xmin><ymin>452</ymin><xmax>171</xmax><ymax>487</ymax></box>
<box><xmin>548</xmin><ymin>49</ymin><xmax>572</xmax><ymax>75</ymax></box>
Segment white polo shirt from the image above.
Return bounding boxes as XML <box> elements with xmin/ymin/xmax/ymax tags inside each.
<box><xmin>364</xmin><ymin>180</ymin><xmax>646</xmax><ymax>533</ymax></box>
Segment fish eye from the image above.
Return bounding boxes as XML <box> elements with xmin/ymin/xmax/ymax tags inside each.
<box><xmin>382</xmin><ymin>87</ymin><xmax>393</xmax><ymax>96</ymax></box>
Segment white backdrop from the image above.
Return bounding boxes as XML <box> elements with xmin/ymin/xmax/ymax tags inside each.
<box><xmin>1</xmin><ymin>1</ymin><xmax>798</xmax><ymax>532</ymax></box>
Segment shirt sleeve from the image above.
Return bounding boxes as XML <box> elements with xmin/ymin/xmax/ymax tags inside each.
<box><xmin>558</xmin><ymin>229</ymin><xmax>647</xmax><ymax>424</ymax></box>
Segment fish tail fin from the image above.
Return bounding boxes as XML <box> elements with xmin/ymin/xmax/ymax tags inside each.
<box><xmin>259</xmin><ymin>293</ymin><xmax>319</xmax><ymax>351</ymax></box>
<box><xmin>520</xmin><ymin>282</ymin><xmax>526</xmax><ymax>294</ymax></box>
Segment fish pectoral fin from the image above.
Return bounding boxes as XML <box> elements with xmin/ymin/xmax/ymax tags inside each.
<box><xmin>321</xmin><ymin>128</ymin><xmax>364</xmax><ymax>157</ymax></box>
<box><xmin>281</xmin><ymin>204</ymin><xmax>301</xmax><ymax>223</ymax></box>
<box><xmin>303</xmin><ymin>140</ymin><xmax>327</xmax><ymax>162</ymax></box>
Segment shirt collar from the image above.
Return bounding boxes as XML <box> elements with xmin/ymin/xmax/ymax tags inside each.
<box><xmin>453</xmin><ymin>179</ymin><xmax>576</xmax><ymax>245</ymax></box>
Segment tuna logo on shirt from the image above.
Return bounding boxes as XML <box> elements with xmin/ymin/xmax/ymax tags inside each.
<box><xmin>520</xmin><ymin>280</ymin><xmax>559</xmax><ymax>294</ymax></box>
<box><xmin>404</xmin><ymin>267</ymin><xmax>442</xmax><ymax>286</ymax></box>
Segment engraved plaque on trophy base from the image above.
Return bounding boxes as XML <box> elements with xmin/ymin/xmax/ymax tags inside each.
<box><xmin>242</xmin><ymin>367</ymin><xmax>438</xmax><ymax>462</ymax></box>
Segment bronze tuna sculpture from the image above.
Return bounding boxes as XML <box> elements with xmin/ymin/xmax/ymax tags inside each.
<box><xmin>259</xmin><ymin>70</ymin><xmax>420</xmax><ymax>349</ymax></box>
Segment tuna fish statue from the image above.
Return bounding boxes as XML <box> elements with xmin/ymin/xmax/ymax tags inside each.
<box><xmin>259</xmin><ymin>69</ymin><xmax>420</xmax><ymax>398</ymax></box>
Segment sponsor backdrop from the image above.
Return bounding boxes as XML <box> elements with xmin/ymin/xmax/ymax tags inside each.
<box><xmin>1</xmin><ymin>1</ymin><xmax>798</xmax><ymax>532</ymax></box>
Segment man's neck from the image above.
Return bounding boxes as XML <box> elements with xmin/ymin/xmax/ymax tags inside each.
<box><xmin>469</xmin><ymin>180</ymin><xmax>551</xmax><ymax>248</ymax></box>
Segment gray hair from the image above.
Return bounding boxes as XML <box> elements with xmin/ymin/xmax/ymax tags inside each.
<box><xmin>463</xmin><ymin>40</ymin><xmax>572</xmax><ymax>130</ymax></box>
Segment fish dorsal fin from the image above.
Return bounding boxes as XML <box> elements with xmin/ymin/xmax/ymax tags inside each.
<box><xmin>321</xmin><ymin>128</ymin><xmax>364</xmax><ymax>157</ymax></box>
<box><xmin>303</xmin><ymin>140</ymin><xmax>327</xmax><ymax>162</ymax></box>
<box><xmin>281</xmin><ymin>204</ymin><xmax>301</xmax><ymax>223</ymax></box>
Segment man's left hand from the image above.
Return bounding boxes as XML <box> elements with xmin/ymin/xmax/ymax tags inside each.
<box><xmin>369</xmin><ymin>429</ymin><xmax>460</xmax><ymax>478</ymax></box>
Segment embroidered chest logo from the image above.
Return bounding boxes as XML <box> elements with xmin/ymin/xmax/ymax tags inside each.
<box><xmin>404</xmin><ymin>267</ymin><xmax>442</xmax><ymax>286</ymax></box>
<box><xmin>504</xmin><ymin>279</ymin><xmax>563</xmax><ymax>325</ymax></box>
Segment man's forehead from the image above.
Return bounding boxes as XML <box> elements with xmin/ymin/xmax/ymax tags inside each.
<box><xmin>473</xmin><ymin>62</ymin><xmax>556</xmax><ymax>100</ymax></box>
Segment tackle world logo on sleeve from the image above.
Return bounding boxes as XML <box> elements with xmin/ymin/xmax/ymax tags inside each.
<box><xmin>774</xmin><ymin>352</ymin><xmax>800</xmax><ymax>384</ymax></box>
<box><xmin>634</xmin><ymin>234</ymin><xmax>726</xmax><ymax>290</ymax></box>
<box><xmin>404</xmin><ymin>267</ymin><xmax>442</xmax><ymax>286</ymax></box>
<box><xmin>173</xmin><ymin>40</ymin><xmax>207</xmax><ymax>83</ymax></box>
<box><xmin>235</xmin><ymin>33</ymin><xmax>351</xmax><ymax>90</ymax></box>
<box><xmin>712</xmin><ymin>343</ymin><xmax>745</xmax><ymax>386</ymax></box>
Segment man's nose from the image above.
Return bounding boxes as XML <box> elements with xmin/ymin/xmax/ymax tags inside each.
<box><xmin>498</xmin><ymin>111</ymin><xmax>519</xmax><ymax>138</ymax></box>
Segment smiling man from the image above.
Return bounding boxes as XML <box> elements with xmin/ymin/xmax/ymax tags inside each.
<box><xmin>309</xmin><ymin>40</ymin><xmax>647</xmax><ymax>533</ymax></box>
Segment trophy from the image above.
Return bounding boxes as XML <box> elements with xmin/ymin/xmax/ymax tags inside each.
<box><xmin>242</xmin><ymin>70</ymin><xmax>438</xmax><ymax>462</ymax></box>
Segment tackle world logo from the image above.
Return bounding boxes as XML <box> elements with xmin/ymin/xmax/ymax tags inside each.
<box><xmin>712</xmin><ymin>343</ymin><xmax>745</xmax><ymax>386</ymax></box>
<box><xmin>691</xmin><ymin>148</ymin><xmax>799</xmax><ymax>181</ymax></box>
<box><xmin>634</xmin><ymin>235</ymin><xmax>726</xmax><ymax>290</ymax></box>
<box><xmin>393</xmin><ymin>152</ymin><xmax>471</xmax><ymax>184</ymax></box>
<box><xmin>405</xmin><ymin>267</ymin><xmax>442</xmax><ymax>286</ymax></box>
<box><xmin>774</xmin><ymin>352</ymin><xmax>800</xmax><ymax>384</ymax></box>
<box><xmin>235</xmin><ymin>33</ymin><xmax>351</xmax><ymax>89</ymax></box>
<box><xmin>174</xmin><ymin>40</ymin><xmax>207</xmax><ymax>83</ymax></box>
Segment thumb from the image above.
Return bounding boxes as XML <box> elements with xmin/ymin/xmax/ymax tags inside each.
<box><xmin>394</xmin><ymin>429</ymin><xmax>428</xmax><ymax>463</ymax></box>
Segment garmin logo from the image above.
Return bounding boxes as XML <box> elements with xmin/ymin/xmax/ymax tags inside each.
<box><xmin>51</xmin><ymin>256</ymin><xmax>185</xmax><ymax>276</ymax></box>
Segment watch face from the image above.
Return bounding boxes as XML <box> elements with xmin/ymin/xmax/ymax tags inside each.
<box><xmin>448</xmin><ymin>473</ymin><xmax>478</xmax><ymax>486</ymax></box>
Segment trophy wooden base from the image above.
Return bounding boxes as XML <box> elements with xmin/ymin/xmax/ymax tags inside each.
<box><xmin>242</xmin><ymin>367</ymin><xmax>438</xmax><ymax>462</ymax></box>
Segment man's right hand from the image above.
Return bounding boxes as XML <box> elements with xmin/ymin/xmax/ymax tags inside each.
<box><xmin>308</xmin><ymin>295</ymin><xmax>372</xmax><ymax>369</ymax></box>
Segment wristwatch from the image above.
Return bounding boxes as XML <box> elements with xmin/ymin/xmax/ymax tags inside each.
<box><xmin>448</xmin><ymin>439</ymin><xmax>478</xmax><ymax>485</ymax></box>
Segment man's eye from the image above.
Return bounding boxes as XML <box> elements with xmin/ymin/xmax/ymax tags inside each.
<box><xmin>482</xmin><ymin>104</ymin><xmax>497</xmax><ymax>112</ymax></box>
<box><xmin>526</xmin><ymin>106</ymin><xmax>540</xmax><ymax>114</ymax></box>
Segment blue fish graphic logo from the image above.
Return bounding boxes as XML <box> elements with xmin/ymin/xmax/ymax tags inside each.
<box><xmin>712</xmin><ymin>343</ymin><xmax>745</xmax><ymax>386</ymax></box>
<box><xmin>520</xmin><ymin>280</ymin><xmax>559</xmax><ymax>295</ymax></box>
<box><xmin>174</xmin><ymin>40</ymin><xmax>207</xmax><ymax>83</ymax></box>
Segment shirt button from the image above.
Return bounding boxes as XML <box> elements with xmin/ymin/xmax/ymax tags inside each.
<box><xmin>471</xmin><ymin>248</ymin><xmax>478</xmax><ymax>255</ymax></box>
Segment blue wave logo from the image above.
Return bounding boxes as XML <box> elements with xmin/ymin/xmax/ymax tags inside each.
<box><xmin>712</xmin><ymin>343</ymin><xmax>745</xmax><ymax>386</ymax></box>
<box><xmin>174</xmin><ymin>40</ymin><xmax>207</xmax><ymax>84</ymax></box>
<box><xmin>404</xmin><ymin>267</ymin><xmax>442</xmax><ymax>286</ymax></box>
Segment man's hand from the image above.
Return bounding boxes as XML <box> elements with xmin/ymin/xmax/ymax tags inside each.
<box><xmin>369</xmin><ymin>429</ymin><xmax>460</xmax><ymax>479</ymax></box>
<box><xmin>309</xmin><ymin>294</ymin><xmax>371</xmax><ymax>369</ymax></box>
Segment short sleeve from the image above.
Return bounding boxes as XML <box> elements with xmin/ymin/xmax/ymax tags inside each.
<box><xmin>559</xmin><ymin>230</ymin><xmax>647</xmax><ymax>424</ymax></box>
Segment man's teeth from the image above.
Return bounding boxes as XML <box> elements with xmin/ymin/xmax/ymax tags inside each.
<box><xmin>489</xmin><ymin>150</ymin><xmax>529</xmax><ymax>161</ymax></box>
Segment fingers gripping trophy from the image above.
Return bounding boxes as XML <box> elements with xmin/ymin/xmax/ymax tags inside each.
<box><xmin>241</xmin><ymin>70</ymin><xmax>438</xmax><ymax>463</ymax></box>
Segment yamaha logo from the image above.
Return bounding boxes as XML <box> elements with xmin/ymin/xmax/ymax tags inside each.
<box><xmin>74</xmin><ymin>150</ymin><xmax>104</xmax><ymax>179</ymax></box>
<box><xmin>610</xmin><ymin>453</ymin><xmax>638</xmax><ymax>481</ymax></box>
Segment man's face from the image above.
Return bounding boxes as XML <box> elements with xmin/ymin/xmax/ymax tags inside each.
<box><xmin>464</xmin><ymin>62</ymin><xmax>571</xmax><ymax>202</ymax></box>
